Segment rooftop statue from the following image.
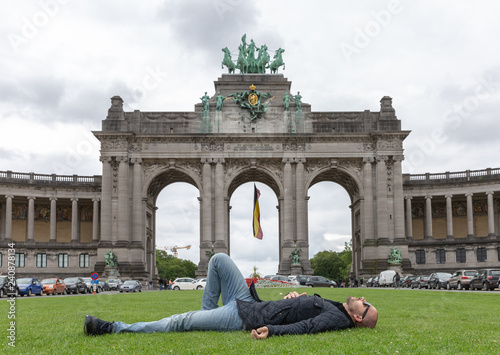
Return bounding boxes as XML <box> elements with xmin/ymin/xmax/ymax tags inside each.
<box><xmin>200</xmin><ymin>92</ymin><xmax>210</xmax><ymax>113</ymax></box>
<box><xmin>222</xmin><ymin>34</ymin><xmax>285</xmax><ymax>74</ymax></box>
<box><xmin>293</xmin><ymin>91</ymin><xmax>302</xmax><ymax>112</ymax></box>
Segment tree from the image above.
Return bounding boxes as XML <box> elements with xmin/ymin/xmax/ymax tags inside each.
<box><xmin>310</xmin><ymin>241</ymin><xmax>352</xmax><ymax>282</ymax></box>
<box><xmin>248</xmin><ymin>266</ymin><xmax>262</xmax><ymax>279</ymax></box>
<box><xmin>155</xmin><ymin>249</ymin><xmax>197</xmax><ymax>281</ymax></box>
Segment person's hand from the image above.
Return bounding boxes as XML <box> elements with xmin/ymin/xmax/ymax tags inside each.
<box><xmin>284</xmin><ymin>291</ymin><xmax>307</xmax><ymax>299</ymax></box>
<box><xmin>251</xmin><ymin>326</ymin><xmax>269</xmax><ymax>339</ymax></box>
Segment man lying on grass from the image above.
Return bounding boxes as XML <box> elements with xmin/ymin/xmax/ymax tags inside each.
<box><xmin>84</xmin><ymin>253</ymin><xmax>378</xmax><ymax>338</ymax></box>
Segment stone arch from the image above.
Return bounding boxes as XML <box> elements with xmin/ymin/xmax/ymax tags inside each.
<box><xmin>305</xmin><ymin>165</ymin><xmax>363</xmax><ymax>201</ymax></box>
<box><xmin>225</xmin><ymin>164</ymin><xmax>283</xmax><ymax>198</ymax></box>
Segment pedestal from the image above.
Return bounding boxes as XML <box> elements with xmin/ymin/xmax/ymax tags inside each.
<box><xmin>290</xmin><ymin>265</ymin><xmax>303</xmax><ymax>276</ymax></box>
<box><xmin>104</xmin><ymin>266</ymin><xmax>120</xmax><ymax>279</ymax></box>
<box><xmin>387</xmin><ymin>263</ymin><xmax>402</xmax><ymax>274</ymax></box>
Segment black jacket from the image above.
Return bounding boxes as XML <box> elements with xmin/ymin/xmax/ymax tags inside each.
<box><xmin>236</xmin><ymin>284</ymin><xmax>353</xmax><ymax>337</ymax></box>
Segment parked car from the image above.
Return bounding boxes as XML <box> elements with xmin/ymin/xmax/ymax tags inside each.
<box><xmin>270</xmin><ymin>275</ymin><xmax>291</xmax><ymax>283</ymax></box>
<box><xmin>401</xmin><ymin>275</ymin><xmax>416</xmax><ymax>288</ymax></box>
<box><xmin>0</xmin><ymin>276</ymin><xmax>17</xmax><ymax>297</ymax></box>
<box><xmin>295</xmin><ymin>275</ymin><xmax>309</xmax><ymax>286</ymax></box>
<box><xmin>411</xmin><ymin>275</ymin><xmax>430</xmax><ymax>289</ymax></box>
<box><xmin>446</xmin><ymin>270</ymin><xmax>477</xmax><ymax>290</ymax></box>
<box><xmin>469</xmin><ymin>269</ymin><xmax>500</xmax><ymax>291</ymax></box>
<box><xmin>106</xmin><ymin>279</ymin><xmax>123</xmax><ymax>291</ymax></box>
<box><xmin>305</xmin><ymin>276</ymin><xmax>337</xmax><ymax>288</ymax></box>
<box><xmin>365</xmin><ymin>277</ymin><xmax>373</xmax><ymax>287</ymax></box>
<box><xmin>195</xmin><ymin>278</ymin><xmax>206</xmax><ymax>290</ymax></box>
<box><xmin>428</xmin><ymin>273</ymin><xmax>452</xmax><ymax>289</ymax></box>
<box><xmin>119</xmin><ymin>280</ymin><xmax>142</xmax><ymax>293</ymax></box>
<box><xmin>171</xmin><ymin>278</ymin><xmax>197</xmax><ymax>290</ymax></box>
<box><xmin>372</xmin><ymin>276</ymin><xmax>380</xmax><ymax>287</ymax></box>
<box><xmin>378</xmin><ymin>270</ymin><xmax>397</xmax><ymax>287</ymax></box>
<box><xmin>41</xmin><ymin>278</ymin><xmax>67</xmax><ymax>295</ymax></box>
<box><xmin>64</xmin><ymin>277</ymin><xmax>88</xmax><ymax>294</ymax></box>
<box><xmin>17</xmin><ymin>278</ymin><xmax>43</xmax><ymax>297</ymax></box>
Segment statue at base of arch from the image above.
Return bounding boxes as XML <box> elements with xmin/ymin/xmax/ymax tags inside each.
<box><xmin>105</xmin><ymin>249</ymin><xmax>118</xmax><ymax>267</ymax></box>
<box><xmin>387</xmin><ymin>247</ymin><xmax>402</xmax><ymax>265</ymax></box>
<box><xmin>290</xmin><ymin>248</ymin><xmax>301</xmax><ymax>265</ymax></box>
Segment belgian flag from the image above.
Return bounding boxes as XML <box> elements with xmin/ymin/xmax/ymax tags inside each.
<box><xmin>253</xmin><ymin>184</ymin><xmax>263</xmax><ymax>240</ymax></box>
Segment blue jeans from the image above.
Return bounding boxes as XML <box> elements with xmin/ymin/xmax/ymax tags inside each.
<box><xmin>113</xmin><ymin>253</ymin><xmax>254</xmax><ymax>333</ymax></box>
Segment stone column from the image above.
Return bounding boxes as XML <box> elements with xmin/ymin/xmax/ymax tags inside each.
<box><xmin>283</xmin><ymin>158</ymin><xmax>294</xmax><ymax>244</ymax></box>
<box><xmin>405</xmin><ymin>196</ymin><xmax>412</xmax><ymax>238</ymax></box>
<box><xmin>295</xmin><ymin>158</ymin><xmax>307</xmax><ymax>244</ymax></box>
<box><xmin>71</xmin><ymin>197</ymin><xmax>79</xmax><ymax>242</ymax></box>
<box><xmin>363</xmin><ymin>158</ymin><xmax>374</xmax><ymax>241</ymax></box>
<box><xmin>376</xmin><ymin>156</ymin><xmax>389</xmax><ymax>240</ymax></box>
<box><xmin>27</xmin><ymin>196</ymin><xmax>35</xmax><ymax>242</ymax></box>
<box><xmin>201</xmin><ymin>159</ymin><xmax>213</xmax><ymax>246</ymax></box>
<box><xmin>117</xmin><ymin>156</ymin><xmax>130</xmax><ymax>244</ymax></box>
<box><xmin>445</xmin><ymin>195</ymin><xmax>453</xmax><ymax>238</ymax></box>
<box><xmin>49</xmin><ymin>197</ymin><xmax>57</xmax><ymax>242</ymax></box>
<box><xmin>392</xmin><ymin>156</ymin><xmax>404</xmax><ymax>240</ymax></box>
<box><xmin>486</xmin><ymin>192</ymin><xmax>495</xmax><ymax>237</ymax></box>
<box><xmin>4</xmin><ymin>195</ymin><xmax>13</xmax><ymax>240</ymax></box>
<box><xmin>214</xmin><ymin>159</ymin><xmax>226</xmax><ymax>248</ymax></box>
<box><xmin>465</xmin><ymin>193</ymin><xmax>474</xmax><ymax>237</ymax></box>
<box><xmin>132</xmin><ymin>158</ymin><xmax>143</xmax><ymax>244</ymax></box>
<box><xmin>425</xmin><ymin>195</ymin><xmax>433</xmax><ymax>238</ymax></box>
<box><xmin>100</xmin><ymin>156</ymin><xmax>113</xmax><ymax>243</ymax></box>
<box><xmin>92</xmin><ymin>198</ymin><xmax>100</xmax><ymax>242</ymax></box>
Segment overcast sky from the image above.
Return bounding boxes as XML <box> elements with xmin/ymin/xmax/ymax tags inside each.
<box><xmin>2</xmin><ymin>1</ymin><xmax>500</xmax><ymax>277</ymax></box>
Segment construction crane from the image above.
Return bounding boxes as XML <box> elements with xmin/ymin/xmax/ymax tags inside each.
<box><xmin>158</xmin><ymin>245</ymin><xmax>191</xmax><ymax>258</ymax></box>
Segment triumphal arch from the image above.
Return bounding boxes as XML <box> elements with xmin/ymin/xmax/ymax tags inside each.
<box><xmin>92</xmin><ymin>37</ymin><xmax>409</xmax><ymax>279</ymax></box>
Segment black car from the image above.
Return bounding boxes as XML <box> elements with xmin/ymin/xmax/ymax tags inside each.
<box><xmin>469</xmin><ymin>269</ymin><xmax>500</xmax><ymax>291</ymax></box>
<box><xmin>401</xmin><ymin>275</ymin><xmax>416</xmax><ymax>288</ymax></box>
<box><xmin>428</xmin><ymin>273</ymin><xmax>452</xmax><ymax>290</ymax></box>
<box><xmin>64</xmin><ymin>277</ymin><xmax>88</xmax><ymax>294</ymax></box>
<box><xmin>305</xmin><ymin>276</ymin><xmax>337</xmax><ymax>288</ymax></box>
<box><xmin>295</xmin><ymin>275</ymin><xmax>309</xmax><ymax>286</ymax></box>
<box><xmin>0</xmin><ymin>276</ymin><xmax>18</xmax><ymax>298</ymax></box>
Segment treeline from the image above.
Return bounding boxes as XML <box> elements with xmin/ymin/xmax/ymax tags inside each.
<box><xmin>310</xmin><ymin>241</ymin><xmax>352</xmax><ymax>282</ymax></box>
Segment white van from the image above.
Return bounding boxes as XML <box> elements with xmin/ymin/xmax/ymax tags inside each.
<box><xmin>379</xmin><ymin>270</ymin><xmax>397</xmax><ymax>287</ymax></box>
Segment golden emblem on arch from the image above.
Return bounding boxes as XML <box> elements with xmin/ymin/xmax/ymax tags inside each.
<box><xmin>248</xmin><ymin>93</ymin><xmax>258</xmax><ymax>106</ymax></box>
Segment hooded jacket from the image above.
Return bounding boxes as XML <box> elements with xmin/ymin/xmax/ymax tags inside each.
<box><xmin>236</xmin><ymin>283</ymin><xmax>353</xmax><ymax>337</ymax></box>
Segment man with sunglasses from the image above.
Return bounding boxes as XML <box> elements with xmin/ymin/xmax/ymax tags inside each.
<box><xmin>84</xmin><ymin>253</ymin><xmax>378</xmax><ymax>338</ymax></box>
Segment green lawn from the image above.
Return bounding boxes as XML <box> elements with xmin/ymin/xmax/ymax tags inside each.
<box><xmin>1</xmin><ymin>288</ymin><xmax>498</xmax><ymax>354</ymax></box>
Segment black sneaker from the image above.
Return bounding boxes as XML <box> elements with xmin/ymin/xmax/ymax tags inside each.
<box><xmin>84</xmin><ymin>315</ymin><xmax>114</xmax><ymax>336</ymax></box>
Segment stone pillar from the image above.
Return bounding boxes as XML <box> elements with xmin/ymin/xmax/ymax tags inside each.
<box><xmin>405</xmin><ymin>196</ymin><xmax>412</xmax><ymax>238</ymax></box>
<box><xmin>283</xmin><ymin>158</ymin><xmax>294</xmax><ymax>244</ymax></box>
<box><xmin>71</xmin><ymin>197</ymin><xmax>79</xmax><ymax>242</ymax></box>
<box><xmin>117</xmin><ymin>156</ymin><xmax>130</xmax><ymax>244</ymax></box>
<box><xmin>214</xmin><ymin>159</ymin><xmax>226</xmax><ymax>248</ymax></box>
<box><xmin>392</xmin><ymin>156</ymin><xmax>404</xmax><ymax>240</ymax></box>
<box><xmin>201</xmin><ymin>159</ymin><xmax>213</xmax><ymax>246</ymax></box>
<box><xmin>27</xmin><ymin>196</ymin><xmax>35</xmax><ymax>242</ymax></box>
<box><xmin>92</xmin><ymin>198</ymin><xmax>100</xmax><ymax>242</ymax></box>
<box><xmin>465</xmin><ymin>193</ymin><xmax>474</xmax><ymax>237</ymax></box>
<box><xmin>132</xmin><ymin>158</ymin><xmax>143</xmax><ymax>244</ymax></box>
<box><xmin>295</xmin><ymin>158</ymin><xmax>306</xmax><ymax>244</ymax></box>
<box><xmin>445</xmin><ymin>194</ymin><xmax>453</xmax><ymax>238</ymax></box>
<box><xmin>376</xmin><ymin>156</ymin><xmax>389</xmax><ymax>240</ymax></box>
<box><xmin>100</xmin><ymin>156</ymin><xmax>113</xmax><ymax>243</ymax></box>
<box><xmin>363</xmin><ymin>158</ymin><xmax>374</xmax><ymax>241</ymax></box>
<box><xmin>425</xmin><ymin>195</ymin><xmax>433</xmax><ymax>238</ymax></box>
<box><xmin>486</xmin><ymin>192</ymin><xmax>495</xmax><ymax>237</ymax></box>
<box><xmin>50</xmin><ymin>197</ymin><xmax>57</xmax><ymax>242</ymax></box>
<box><xmin>5</xmin><ymin>195</ymin><xmax>13</xmax><ymax>240</ymax></box>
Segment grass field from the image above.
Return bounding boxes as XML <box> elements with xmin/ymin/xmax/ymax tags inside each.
<box><xmin>1</xmin><ymin>288</ymin><xmax>498</xmax><ymax>354</ymax></box>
